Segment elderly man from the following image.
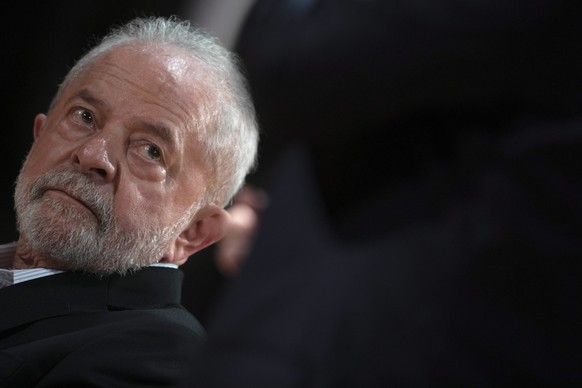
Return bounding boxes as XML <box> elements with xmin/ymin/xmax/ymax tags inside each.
<box><xmin>0</xmin><ymin>16</ymin><xmax>258</xmax><ymax>387</ymax></box>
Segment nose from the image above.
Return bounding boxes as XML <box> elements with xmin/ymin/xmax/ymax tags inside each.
<box><xmin>73</xmin><ymin>136</ymin><xmax>117</xmax><ymax>181</ymax></box>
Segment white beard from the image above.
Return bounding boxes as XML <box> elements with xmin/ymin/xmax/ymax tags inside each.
<box><xmin>14</xmin><ymin>167</ymin><xmax>189</xmax><ymax>275</ymax></box>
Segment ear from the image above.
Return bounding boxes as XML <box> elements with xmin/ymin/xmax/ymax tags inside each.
<box><xmin>33</xmin><ymin>113</ymin><xmax>47</xmax><ymax>140</ymax></box>
<box><xmin>162</xmin><ymin>205</ymin><xmax>231</xmax><ymax>266</ymax></box>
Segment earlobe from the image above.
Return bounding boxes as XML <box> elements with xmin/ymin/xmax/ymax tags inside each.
<box><xmin>164</xmin><ymin>205</ymin><xmax>231</xmax><ymax>266</ymax></box>
<box><xmin>33</xmin><ymin>114</ymin><xmax>47</xmax><ymax>140</ymax></box>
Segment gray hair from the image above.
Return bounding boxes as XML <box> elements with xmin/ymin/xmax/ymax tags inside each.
<box><xmin>52</xmin><ymin>16</ymin><xmax>258</xmax><ymax>207</ymax></box>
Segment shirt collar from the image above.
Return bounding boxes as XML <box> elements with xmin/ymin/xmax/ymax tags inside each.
<box><xmin>0</xmin><ymin>241</ymin><xmax>177</xmax><ymax>288</ymax></box>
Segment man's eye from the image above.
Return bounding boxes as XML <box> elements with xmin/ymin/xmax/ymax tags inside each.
<box><xmin>144</xmin><ymin>144</ymin><xmax>162</xmax><ymax>160</ymax></box>
<box><xmin>73</xmin><ymin>109</ymin><xmax>94</xmax><ymax>125</ymax></box>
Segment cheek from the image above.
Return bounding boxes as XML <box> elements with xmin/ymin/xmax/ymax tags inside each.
<box><xmin>25</xmin><ymin>137</ymin><xmax>71</xmax><ymax>174</ymax></box>
<box><xmin>112</xmin><ymin>185</ymin><xmax>175</xmax><ymax>229</ymax></box>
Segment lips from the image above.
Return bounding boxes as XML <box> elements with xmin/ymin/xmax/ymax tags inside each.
<box><xmin>42</xmin><ymin>186</ymin><xmax>100</xmax><ymax>221</ymax></box>
<box><xmin>22</xmin><ymin>169</ymin><xmax>113</xmax><ymax>230</ymax></box>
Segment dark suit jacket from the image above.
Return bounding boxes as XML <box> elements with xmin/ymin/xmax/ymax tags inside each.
<box><xmin>0</xmin><ymin>267</ymin><xmax>203</xmax><ymax>387</ymax></box>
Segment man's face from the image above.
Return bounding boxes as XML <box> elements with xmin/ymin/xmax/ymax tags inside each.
<box><xmin>14</xmin><ymin>44</ymin><xmax>214</xmax><ymax>274</ymax></box>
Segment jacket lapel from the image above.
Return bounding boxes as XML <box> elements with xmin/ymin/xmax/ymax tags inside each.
<box><xmin>0</xmin><ymin>267</ymin><xmax>183</xmax><ymax>333</ymax></box>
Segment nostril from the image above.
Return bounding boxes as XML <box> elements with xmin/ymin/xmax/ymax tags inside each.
<box><xmin>90</xmin><ymin>167</ymin><xmax>108</xmax><ymax>179</ymax></box>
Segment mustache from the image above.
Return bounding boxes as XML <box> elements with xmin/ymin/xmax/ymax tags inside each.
<box><xmin>29</xmin><ymin>169</ymin><xmax>113</xmax><ymax>229</ymax></box>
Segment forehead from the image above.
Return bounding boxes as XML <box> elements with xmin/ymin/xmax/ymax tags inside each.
<box><xmin>58</xmin><ymin>43</ymin><xmax>215</xmax><ymax>134</ymax></box>
<box><xmin>84</xmin><ymin>43</ymin><xmax>205</xmax><ymax>102</ymax></box>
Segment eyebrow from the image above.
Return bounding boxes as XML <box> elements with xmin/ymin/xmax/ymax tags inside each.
<box><xmin>135</xmin><ymin>121</ymin><xmax>176</xmax><ymax>148</ymax></box>
<box><xmin>74</xmin><ymin>88</ymin><xmax>105</xmax><ymax>109</ymax></box>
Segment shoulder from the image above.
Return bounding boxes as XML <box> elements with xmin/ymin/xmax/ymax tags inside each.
<box><xmin>1</xmin><ymin>306</ymin><xmax>204</xmax><ymax>387</ymax></box>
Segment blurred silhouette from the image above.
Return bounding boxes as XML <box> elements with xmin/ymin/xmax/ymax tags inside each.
<box><xmin>189</xmin><ymin>0</ymin><xmax>582</xmax><ymax>386</ymax></box>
